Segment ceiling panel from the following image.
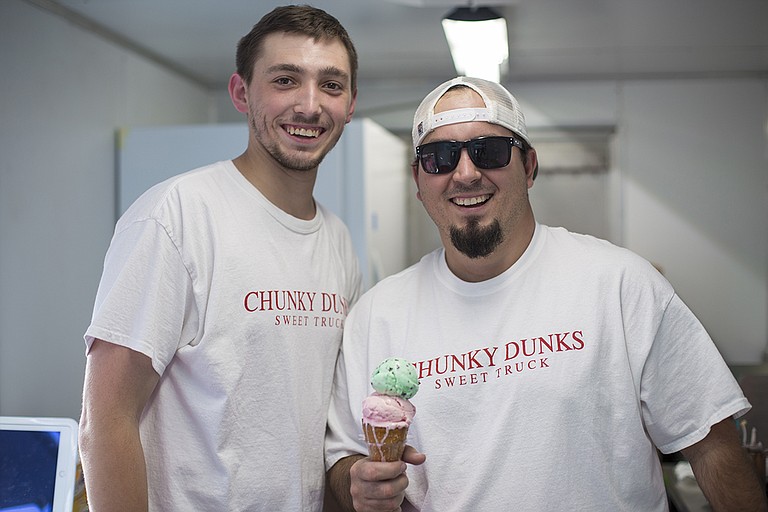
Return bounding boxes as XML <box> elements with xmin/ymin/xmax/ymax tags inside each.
<box><xmin>33</xmin><ymin>0</ymin><xmax>768</xmax><ymax>89</ymax></box>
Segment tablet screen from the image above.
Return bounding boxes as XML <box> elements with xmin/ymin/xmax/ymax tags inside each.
<box><xmin>0</xmin><ymin>417</ymin><xmax>78</xmax><ymax>512</ymax></box>
<box><xmin>0</xmin><ymin>429</ymin><xmax>60</xmax><ymax>511</ymax></box>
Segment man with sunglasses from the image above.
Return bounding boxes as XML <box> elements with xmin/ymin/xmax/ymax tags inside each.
<box><xmin>325</xmin><ymin>77</ymin><xmax>767</xmax><ymax>511</ymax></box>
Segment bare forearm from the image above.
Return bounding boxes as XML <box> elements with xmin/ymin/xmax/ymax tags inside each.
<box><xmin>328</xmin><ymin>454</ymin><xmax>365</xmax><ymax>512</ymax></box>
<box><xmin>683</xmin><ymin>419</ymin><xmax>768</xmax><ymax>512</ymax></box>
<box><xmin>689</xmin><ymin>450</ymin><xmax>766</xmax><ymax>511</ymax></box>
<box><xmin>80</xmin><ymin>340</ymin><xmax>159</xmax><ymax>511</ymax></box>
<box><xmin>79</xmin><ymin>416</ymin><xmax>149</xmax><ymax>512</ymax></box>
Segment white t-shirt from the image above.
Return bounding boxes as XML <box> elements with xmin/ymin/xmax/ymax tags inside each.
<box><xmin>326</xmin><ymin>223</ymin><xmax>748</xmax><ymax>512</ymax></box>
<box><xmin>86</xmin><ymin>160</ymin><xmax>362</xmax><ymax>511</ymax></box>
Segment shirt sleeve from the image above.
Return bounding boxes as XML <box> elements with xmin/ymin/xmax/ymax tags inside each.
<box><xmin>640</xmin><ymin>293</ymin><xmax>750</xmax><ymax>453</ymax></box>
<box><xmin>85</xmin><ymin>217</ymin><xmax>199</xmax><ymax>376</ymax></box>
<box><xmin>325</xmin><ymin>304</ymin><xmax>370</xmax><ymax>470</ymax></box>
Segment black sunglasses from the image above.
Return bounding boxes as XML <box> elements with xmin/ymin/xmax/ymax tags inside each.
<box><xmin>416</xmin><ymin>136</ymin><xmax>525</xmax><ymax>174</ymax></box>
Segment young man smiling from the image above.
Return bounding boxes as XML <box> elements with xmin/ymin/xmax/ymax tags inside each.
<box><xmin>79</xmin><ymin>6</ymin><xmax>362</xmax><ymax>511</ymax></box>
<box><xmin>325</xmin><ymin>77</ymin><xmax>767</xmax><ymax>511</ymax></box>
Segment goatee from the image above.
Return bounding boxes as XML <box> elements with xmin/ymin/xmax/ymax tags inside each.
<box><xmin>450</xmin><ymin>218</ymin><xmax>503</xmax><ymax>258</ymax></box>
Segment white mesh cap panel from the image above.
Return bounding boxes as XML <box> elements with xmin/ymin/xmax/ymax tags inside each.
<box><xmin>411</xmin><ymin>76</ymin><xmax>532</xmax><ymax>150</ymax></box>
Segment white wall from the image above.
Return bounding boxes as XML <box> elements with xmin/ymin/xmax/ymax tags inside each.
<box><xmin>0</xmin><ymin>1</ymin><xmax>213</xmax><ymax>419</ymax></box>
<box><xmin>618</xmin><ymin>80</ymin><xmax>767</xmax><ymax>364</ymax></box>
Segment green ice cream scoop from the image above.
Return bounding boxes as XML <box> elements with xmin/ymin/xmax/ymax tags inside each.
<box><xmin>371</xmin><ymin>357</ymin><xmax>419</xmax><ymax>399</ymax></box>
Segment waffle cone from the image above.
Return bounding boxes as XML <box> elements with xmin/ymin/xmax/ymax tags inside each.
<box><xmin>362</xmin><ymin>421</ymin><xmax>408</xmax><ymax>462</ymax></box>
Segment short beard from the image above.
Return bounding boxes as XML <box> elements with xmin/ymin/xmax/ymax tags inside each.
<box><xmin>267</xmin><ymin>143</ymin><xmax>323</xmax><ymax>171</ymax></box>
<box><xmin>450</xmin><ymin>218</ymin><xmax>503</xmax><ymax>258</ymax></box>
<box><xmin>249</xmin><ymin>114</ymin><xmax>325</xmax><ymax>172</ymax></box>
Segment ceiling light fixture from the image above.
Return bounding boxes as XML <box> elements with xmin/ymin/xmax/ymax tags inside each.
<box><xmin>441</xmin><ymin>6</ymin><xmax>509</xmax><ymax>83</ymax></box>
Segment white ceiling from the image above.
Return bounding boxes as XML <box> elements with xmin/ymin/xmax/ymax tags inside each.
<box><xmin>30</xmin><ymin>0</ymin><xmax>768</xmax><ymax>117</ymax></box>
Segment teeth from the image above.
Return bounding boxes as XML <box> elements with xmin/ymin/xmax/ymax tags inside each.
<box><xmin>454</xmin><ymin>195</ymin><xmax>490</xmax><ymax>206</ymax></box>
<box><xmin>287</xmin><ymin>126</ymin><xmax>320</xmax><ymax>138</ymax></box>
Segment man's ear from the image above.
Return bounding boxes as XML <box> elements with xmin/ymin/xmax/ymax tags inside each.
<box><xmin>525</xmin><ymin>148</ymin><xmax>538</xmax><ymax>188</ymax></box>
<box><xmin>228</xmin><ymin>73</ymin><xmax>249</xmax><ymax>114</ymax></box>
<box><xmin>345</xmin><ymin>89</ymin><xmax>357</xmax><ymax>124</ymax></box>
<box><xmin>411</xmin><ymin>161</ymin><xmax>423</xmax><ymax>201</ymax></box>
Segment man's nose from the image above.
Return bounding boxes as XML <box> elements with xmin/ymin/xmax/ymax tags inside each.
<box><xmin>294</xmin><ymin>85</ymin><xmax>322</xmax><ymax>116</ymax></box>
<box><xmin>451</xmin><ymin>149</ymin><xmax>482</xmax><ymax>182</ymax></box>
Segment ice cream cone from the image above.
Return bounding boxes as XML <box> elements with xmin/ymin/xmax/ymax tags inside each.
<box><xmin>362</xmin><ymin>358</ymin><xmax>419</xmax><ymax>462</ymax></box>
<box><xmin>362</xmin><ymin>421</ymin><xmax>408</xmax><ymax>462</ymax></box>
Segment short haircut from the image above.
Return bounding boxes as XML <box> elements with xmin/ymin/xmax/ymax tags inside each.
<box><xmin>235</xmin><ymin>5</ymin><xmax>358</xmax><ymax>90</ymax></box>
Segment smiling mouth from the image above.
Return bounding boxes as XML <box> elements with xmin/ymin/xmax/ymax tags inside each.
<box><xmin>452</xmin><ymin>194</ymin><xmax>491</xmax><ymax>207</ymax></box>
<box><xmin>285</xmin><ymin>125</ymin><xmax>322</xmax><ymax>138</ymax></box>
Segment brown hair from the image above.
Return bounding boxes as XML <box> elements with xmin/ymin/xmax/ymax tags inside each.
<box><xmin>235</xmin><ymin>5</ymin><xmax>358</xmax><ymax>90</ymax></box>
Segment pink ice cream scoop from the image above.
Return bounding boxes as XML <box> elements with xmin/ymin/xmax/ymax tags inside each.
<box><xmin>362</xmin><ymin>392</ymin><xmax>416</xmax><ymax>428</ymax></box>
<box><xmin>362</xmin><ymin>357</ymin><xmax>419</xmax><ymax>461</ymax></box>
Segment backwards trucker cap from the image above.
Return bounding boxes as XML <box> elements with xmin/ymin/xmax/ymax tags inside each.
<box><xmin>412</xmin><ymin>76</ymin><xmax>537</xmax><ymax>178</ymax></box>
